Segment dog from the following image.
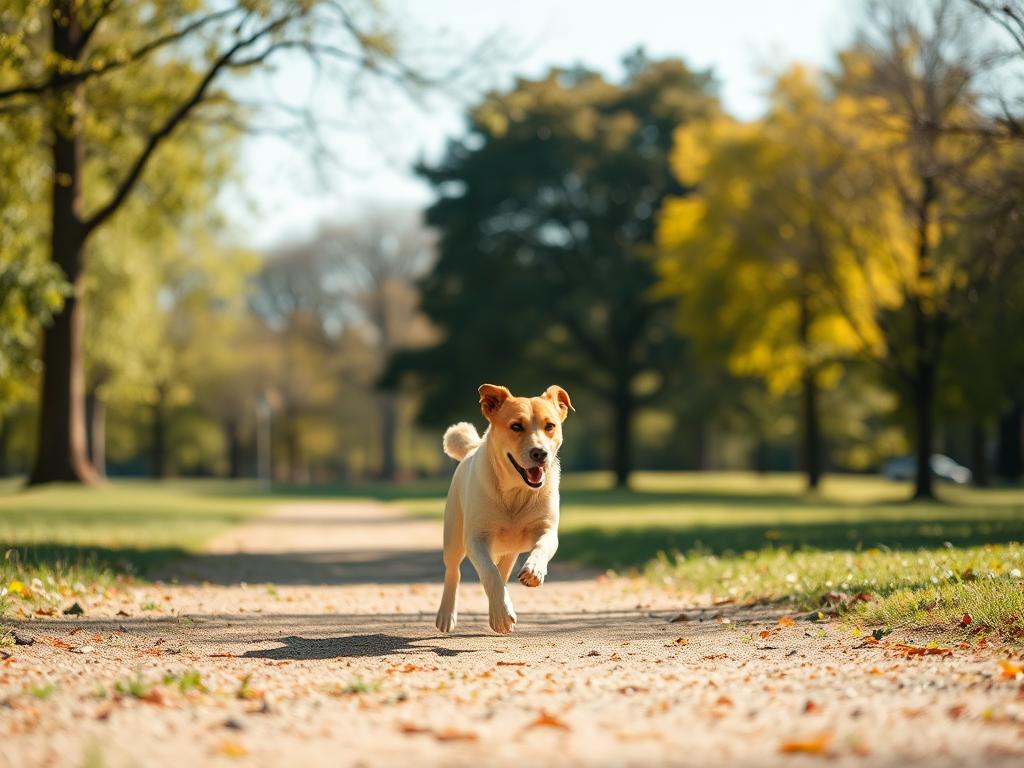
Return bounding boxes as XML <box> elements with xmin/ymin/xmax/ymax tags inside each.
<box><xmin>435</xmin><ymin>383</ymin><xmax>574</xmax><ymax>635</ymax></box>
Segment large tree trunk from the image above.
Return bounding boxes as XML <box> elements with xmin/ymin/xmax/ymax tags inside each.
<box><xmin>996</xmin><ymin>402</ymin><xmax>1022</xmax><ymax>482</ymax></box>
<box><xmin>224</xmin><ymin>418</ymin><xmax>242</xmax><ymax>479</ymax></box>
<box><xmin>28</xmin><ymin>3</ymin><xmax>97</xmax><ymax>486</ymax></box>
<box><xmin>85</xmin><ymin>390</ymin><xmax>107</xmax><ymax>478</ymax></box>
<box><xmin>377</xmin><ymin>395</ymin><xmax>399</xmax><ymax>480</ymax></box>
<box><xmin>611</xmin><ymin>383</ymin><xmax>633</xmax><ymax>488</ymax></box>
<box><xmin>970</xmin><ymin>422</ymin><xmax>989</xmax><ymax>488</ymax></box>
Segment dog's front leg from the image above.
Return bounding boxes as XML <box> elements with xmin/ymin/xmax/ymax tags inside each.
<box><xmin>466</xmin><ymin>536</ymin><xmax>517</xmax><ymax>634</ymax></box>
<box><xmin>519</xmin><ymin>528</ymin><xmax>558</xmax><ymax>587</ymax></box>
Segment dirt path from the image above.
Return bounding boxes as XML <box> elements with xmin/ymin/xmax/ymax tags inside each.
<box><xmin>3</xmin><ymin>500</ymin><xmax>1023</xmax><ymax>767</ymax></box>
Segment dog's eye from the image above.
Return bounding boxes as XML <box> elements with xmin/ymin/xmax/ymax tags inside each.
<box><xmin>544</xmin><ymin>423</ymin><xmax>556</xmax><ymax>432</ymax></box>
<box><xmin>510</xmin><ymin>423</ymin><xmax>524</xmax><ymax>432</ymax></box>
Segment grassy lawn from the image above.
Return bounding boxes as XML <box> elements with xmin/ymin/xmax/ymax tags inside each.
<box><xmin>2</xmin><ymin>472</ymin><xmax>1022</xmax><ymax>640</ymax></box>
<box><xmin>0</xmin><ymin>479</ymin><xmax>268</xmax><ymax>618</ymax></box>
<box><xmin>403</xmin><ymin>471</ymin><xmax>1024</xmax><ymax>640</ymax></box>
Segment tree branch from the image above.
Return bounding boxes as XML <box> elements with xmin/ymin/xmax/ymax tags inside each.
<box><xmin>0</xmin><ymin>7</ymin><xmax>240</xmax><ymax>102</ymax></box>
<box><xmin>82</xmin><ymin>14</ymin><xmax>294</xmax><ymax>235</ymax></box>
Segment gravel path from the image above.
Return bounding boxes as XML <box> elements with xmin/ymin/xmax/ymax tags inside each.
<box><xmin>2</xmin><ymin>500</ymin><xmax>1023</xmax><ymax>767</ymax></box>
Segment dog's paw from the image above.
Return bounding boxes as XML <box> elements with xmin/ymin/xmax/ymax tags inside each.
<box><xmin>488</xmin><ymin>602</ymin><xmax>517</xmax><ymax>634</ymax></box>
<box><xmin>518</xmin><ymin>562</ymin><xmax>546</xmax><ymax>588</ymax></box>
<box><xmin>435</xmin><ymin>610</ymin><xmax>457</xmax><ymax>633</ymax></box>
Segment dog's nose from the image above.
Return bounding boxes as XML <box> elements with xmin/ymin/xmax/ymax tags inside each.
<box><xmin>528</xmin><ymin>447</ymin><xmax>548</xmax><ymax>464</ymax></box>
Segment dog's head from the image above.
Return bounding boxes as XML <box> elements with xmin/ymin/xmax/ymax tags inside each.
<box><xmin>478</xmin><ymin>383</ymin><xmax>574</xmax><ymax>491</ymax></box>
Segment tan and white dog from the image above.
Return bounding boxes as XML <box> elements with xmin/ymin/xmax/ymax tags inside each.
<box><xmin>435</xmin><ymin>383</ymin><xmax>574</xmax><ymax>635</ymax></box>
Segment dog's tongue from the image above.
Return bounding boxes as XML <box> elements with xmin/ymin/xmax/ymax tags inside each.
<box><xmin>526</xmin><ymin>466</ymin><xmax>544</xmax><ymax>485</ymax></box>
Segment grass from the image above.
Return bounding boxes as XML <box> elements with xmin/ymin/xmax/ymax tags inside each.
<box><xmin>0</xmin><ymin>479</ymin><xmax>267</xmax><ymax>616</ymax></box>
<box><xmin>2</xmin><ymin>471</ymin><xmax>1022</xmax><ymax>639</ymax></box>
<box><xmin>402</xmin><ymin>471</ymin><xmax>1024</xmax><ymax>639</ymax></box>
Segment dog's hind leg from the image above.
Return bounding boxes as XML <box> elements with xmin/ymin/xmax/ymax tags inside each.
<box><xmin>435</xmin><ymin>495</ymin><xmax>465</xmax><ymax>633</ymax></box>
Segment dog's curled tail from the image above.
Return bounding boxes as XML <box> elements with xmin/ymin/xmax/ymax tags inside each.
<box><xmin>442</xmin><ymin>421</ymin><xmax>481</xmax><ymax>461</ymax></box>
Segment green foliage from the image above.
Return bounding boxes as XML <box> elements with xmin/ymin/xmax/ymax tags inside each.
<box><xmin>0</xmin><ymin>480</ymin><xmax>266</xmax><ymax>608</ymax></box>
<box><xmin>399</xmin><ymin>470</ymin><xmax>1024</xmax><ymax>636</ymax></box>
<box><xmin>390</xmin><ymin>54</ymin><xmax>718</xmax><ymax>482</ymax></box>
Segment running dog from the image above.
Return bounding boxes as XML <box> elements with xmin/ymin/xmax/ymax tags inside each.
<box><xmin>435</xmin><ymin>384</ymin><xmax>573</xmax><ymax>634</ymax></box>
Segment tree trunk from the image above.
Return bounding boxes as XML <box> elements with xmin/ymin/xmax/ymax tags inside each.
<box><xmin>85</xmin><ymin>390</ymin><xmax>107</xmax><ymax>478</ymax></box>
<box><xmin>224</xmin><ymin>418</ymin><xmax>242</xmax><ymax>479</ymax></box>
<box><xmin>970</xmin><ymin>422</ymin><xmax>989</xmax><ymax>488</ymax></box>
<box><xmin>752</xmin><ymin>438</ymin><xmax>769</xmax><ymax>474</ymax></box>
<box><xmin>377</xmin><ymin>395</ymin><xmax>399</xmax><ymax>480</ymax></box>
<box><xmin>910</xmin><ymin>174</ymin><xmax>938</xmax><ymax>501</ymax></box>
<box><xmin>797</xmin><ymin>289</ymin><xmax>822</xmax><ymax>491</ymax></box>
<box><xmin>691</xmin><ymin>420</ymin><xmax>707</xmax><ymax>471</ymax></box>
<box><xmin>0</xmin><ymin>414</ymin><xmax>9</xmax><ymax>477</ymax></box>
<box><xmin>611</xmin><ymin>383</ymin><xmax>633</xmax><ymax>488</ymax></box>
<box><xmin>28</xmin><ymin>3</ymin><xmax>97</xmax><ymax>486</ymax></box>
<box><xmin>996</xmin><ymin>402</ymin><xmax>1022</xmax><ymax>482</ymax></box>
<box><xmin>801</xmin><ymin>369</ymin><xmax>822</xmax><ymax>491</ymax></box>
<box><xmin>151</xmin><ymin>389</ymin><xmax>167</xmax><ymax>479</ymax></box>
<box><xmin>283</xmin><ymin>405</ymin><xmax>301</xmax><ymax>483</ymax></box>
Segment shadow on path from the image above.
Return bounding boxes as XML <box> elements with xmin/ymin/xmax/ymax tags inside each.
<box><xmin>241</xmin><ymin>632</ymin><xmax>485</xmax><ymax>660</ymax></box>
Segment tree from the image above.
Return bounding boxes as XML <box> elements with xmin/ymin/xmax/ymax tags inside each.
<box><xmin>827</xmin><ymin>0</ymin><xmax>1014</xmax><ymax>498</ymax></box>
<box><xmin>0</xmin><ymin>0</ymin><xmax>457</xmax><ymax>485</ymax></box>
<box><xmin>318</xmin><ymin>208</ymin><xmax>435</xmax><ymax>479</ymax></box>
<box><xmin>657</xmin><ymin>66</ymin><xmax>864</xmax><ymax>490</ymax></box>
<box><xmin>389</xmin><ymin>55</ymin><xmax>718</xmax><ymax>486</ymax></box>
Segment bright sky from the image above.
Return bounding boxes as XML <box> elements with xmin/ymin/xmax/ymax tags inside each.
<box><xmin>225</xmin><ymin>0</ymin><xmax>854</xmax><ymax>249</ymax></box>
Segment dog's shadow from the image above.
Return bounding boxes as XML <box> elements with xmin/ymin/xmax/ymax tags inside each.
<box><xmin>241</xmin><ymin>633</ymin><xmax>484</xmax><ymax>660</ymax></box>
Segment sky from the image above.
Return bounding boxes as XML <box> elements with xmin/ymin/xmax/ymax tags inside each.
<box><xmin>224</xmin><ymin>0</ymin><xmax>854</xmax><ymax>249</ymax></box>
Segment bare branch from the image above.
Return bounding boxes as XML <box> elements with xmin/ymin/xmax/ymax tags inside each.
<box><xmin>83</xmin><ymin>14</ymin><xmax>294</xmax><ymax>235</ymax></box>
<box><xmin>0</xmin><ymin>7</ymin><xmax>240</xmax><ymax>102</ymax></box>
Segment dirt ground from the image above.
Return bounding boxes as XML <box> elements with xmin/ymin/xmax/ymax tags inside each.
<box><xmin>2</xmin><ymin>500</ymin><xmax>1023</xmax><ymax>767</ymax></box>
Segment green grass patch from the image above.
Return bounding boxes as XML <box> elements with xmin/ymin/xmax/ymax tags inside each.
<box><xmin>0</xmin><ymin>479</ymin><xmax>268</xmax><ymax>616</ymax></box>
<box><xmin>400</xmin><ymin>471</ymin><xmax>1024</xmax><ymax>638</ymax></box>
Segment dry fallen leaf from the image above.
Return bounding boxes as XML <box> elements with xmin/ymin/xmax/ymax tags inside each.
<box><xmin>778</xmin><ymin>616</ymin><xmax>796</xmax><ymax>628</ymax></box>
<box><xmin>892</xmin><ymin>643</ymin><xmax>952</xmax><ymax>658</ymax></box>
<box><xmin>216</xmin><ymin>739</ymin><xmax>248</xmax><ymax>757</ymax></box>
<box><xmin>527</xmin><ymin>710</ymin><xmax>571</xmax><ymax>731</ymax></box>
<box><xmin>398</xmin><ymin>722</ymin><xmax>432</xmax><ymax>735</ymax></box>
<box><xmin>778</xmin><ymin>732</ymin><xmax>832</xmax><ymax>755</ymax></box>
<box><xmin>433</xmin><ymin>728</ymin><xmax>479</xmax><ymax>742</ymax></box>
<box><xmin>998</xmin><ymin>660</ymin><xmax>1024</xmax><ymax>680</ymax></box>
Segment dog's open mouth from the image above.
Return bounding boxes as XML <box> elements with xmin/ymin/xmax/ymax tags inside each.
<box><xmin>507</xmin><ymin>453</ymin><xmax>545</xmax><ymax>488</ymax></box>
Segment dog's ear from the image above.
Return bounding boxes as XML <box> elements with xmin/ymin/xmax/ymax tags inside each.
<box><xmin>479</xmin><ymin>384</ymin><xmax>512</xmax><ymax>420</ymax></box>
<box><xmin>543</xmin><ymin>385</ymin><xmax>574</xmax><ymax>422</ymax></box>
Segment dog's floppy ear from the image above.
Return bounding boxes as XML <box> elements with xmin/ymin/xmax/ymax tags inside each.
<box><xmin>543</xmin><ymin>385</ymin><xmax>574</xmax><ymax>422</ymax></box>
<box><xmin>479</xmin><ymin>384</ymin><xmax>512</xmax><ymax>420</ymax></box>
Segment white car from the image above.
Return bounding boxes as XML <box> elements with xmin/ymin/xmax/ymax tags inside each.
<box><xmin>881</xmin><ymin>454</ymin><xmax>972</xmax><ymax>484</ymax></box>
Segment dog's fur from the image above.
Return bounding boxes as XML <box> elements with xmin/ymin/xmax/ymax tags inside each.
<box><xmin>435</xmin><ymin>384</ymin><xmax>573</xmax><ymax>634</ymax></box>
